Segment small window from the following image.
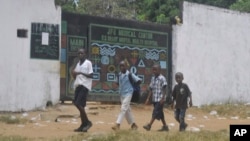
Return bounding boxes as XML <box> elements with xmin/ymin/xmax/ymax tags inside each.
<box><xmin>17</xmin><ymin>29</ymin><xmax>28</xmax><ymax>38</ymax></box>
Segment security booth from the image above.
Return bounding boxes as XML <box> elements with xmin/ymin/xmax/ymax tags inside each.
<box><xmin>60</xmin><ymin>12</ymin><xmax>172</xmax><ymax>103</ymax></box>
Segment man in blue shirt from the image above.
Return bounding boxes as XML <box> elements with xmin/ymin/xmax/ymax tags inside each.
<box><xmin>112</xmin><ymin>60</ymin><xmax>141</xmax><ymax>130</ymax></box>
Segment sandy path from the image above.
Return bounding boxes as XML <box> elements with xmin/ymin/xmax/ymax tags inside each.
<box><xmin>1</xmin><ymin>102</ymin><xmax>250</xmax><ymax>139</ymax></box>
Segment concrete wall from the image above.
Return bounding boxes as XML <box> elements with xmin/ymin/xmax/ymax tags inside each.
<box><xmin>172</xmin><ymin>1</ymin><xmax>250</xmax><ymax>106</ymax></box>
<box><xmin>0</xmin><ymin>0</ymin><xmax>61</xmax><ymax>111</ymax></box>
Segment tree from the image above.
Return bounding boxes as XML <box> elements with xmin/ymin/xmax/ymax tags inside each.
<box><xmin>136</xmin><ymin>0</ymin><xmax>182</xmax><ymax>24</ymax></box>
<box><xmin>55</xmin><ymin>0</ymin><xmax>249</xmax><ymax>25</ymax></box>
<box><xmin>58</xmin><ymin>0</ymin><xmax>137</xmax><ymax>19</ymax></box>
<box><xmin>230</xmin><ymin>0</ymin><xmax>250</xmax><ymax>13</ymax></box>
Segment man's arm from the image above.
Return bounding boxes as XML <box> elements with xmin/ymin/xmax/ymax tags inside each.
<box><xmin>145</xmin><ymin>88</ymin><xmax>152</xmax><ymax>105</ymax></box>
<box><xmin>171</xmin><ymin>86</ymin><xmax>176</xmax><ymax>109</ymax></box>
<box><xmin>189</xmin><ymin>92</ymin><xmax>193</xmax><ymax>107</ymax></box>
<box><xmin>78</xmin><ymin>72</ymin><xmax>93</xmax><ymax>78</ymax></box>
<box><xmin>186</xmin><ymin>84</ymin><xmax>193</xmax><ymax>107</ymax></box>
<box><xmin>160</xmin><ymin>85</ymin><xmax>167</xmax><ymax>105</ymax></box>
<box><xmin>132</xmin><ymin>73</ymin><xmax>142</xmax><ymax>85</ymax></box>
<box><xmin>71</xmin><ymin>67</ymin><xmax>77</xmax><ymax>79</ymax></box>
<box><xmin>75</xmin><ymin>61</ymin><xmax>93</xmax><ymax>78</ymax></box>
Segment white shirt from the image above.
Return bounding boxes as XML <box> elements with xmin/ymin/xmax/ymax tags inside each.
<box><xmin>73</xmin><ymin>59</ymin><xmax>93</xmax><ymax>91</ymax></box>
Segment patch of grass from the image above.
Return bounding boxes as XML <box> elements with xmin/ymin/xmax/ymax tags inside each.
<box><xmin>87</xmin><ymin>130</ymin><xmax>228</xmax><ymax>141</ymax></box>
<box><xmin>0</xmin><ymin>136</ymin><xmax>27</xmax><ymax>141</ymax></box>
<box><xmin>0</xmin><ymin>130</ymin><xmax>230</xmax><ymax>141</ymax></box>
<box><xmin>164</xmin><ymin>130</ymin><xmax>228</xmax><ymax>141</ymax></box>
<box><xmin>199</xmin><ymin>103</ymin><xmax>250</xmax><ymax>118</ymax></box>
<box><xmin>49</xmin><ymin>134</ymin><xmax>90</xmax><ymax>141</ymax></box>
<box><xmin>0</xmin><ymin>115</ymin><xmax>27</xmax><ymax>124</ymax></box>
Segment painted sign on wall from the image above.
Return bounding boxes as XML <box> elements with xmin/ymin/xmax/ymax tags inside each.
<box><xmin>60</xmin><ymin>12</ymin><xmax>172</xmax><ymax>102</ymax></box>
<box><xmin>30</xmin><ymin>23</ymin><xmax>59</xmax><ymax>60</ymax></box>
<box><xmin>89</xmin><ymin>24</ymin><xmax>169</xmax><ymax>94</ymax></box>
<box><xmin>66</xmin><ymin>36</ymin><xmax>87</xmax><ymax>95</ymax></box>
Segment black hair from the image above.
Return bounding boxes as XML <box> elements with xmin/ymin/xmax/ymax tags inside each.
<box><xmin>175</xmin><ymin>72</ymin><xmax>184</xmax><ymax>79</ymax></box>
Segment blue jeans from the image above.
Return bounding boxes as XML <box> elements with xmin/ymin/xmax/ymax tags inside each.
<box><xmin>174</xmin><ymin>108</ymin><xmax>186</xmax><ymax>130</ymax></box>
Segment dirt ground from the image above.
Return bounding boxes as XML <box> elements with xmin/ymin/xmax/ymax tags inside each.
<box><xmin>1</xmin><ymin>102</ymin><xmax>250</xmax><ymax>140</ymax></box>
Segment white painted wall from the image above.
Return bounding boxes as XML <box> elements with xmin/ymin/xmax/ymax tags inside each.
<box><xmin>0</xmin><ymin>0</ymin><xmax>61</xmax><ymax>111</ymax></box>
<box><xmin>172</xmin><ymin>1</ymin><xmax>250</xmax><ymax>106</ymax></box>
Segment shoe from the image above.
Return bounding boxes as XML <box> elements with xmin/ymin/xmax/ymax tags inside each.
<box><xmin>131</xmin><ymin>123</ymin><xmax>138</xmax><ymax>130</ymax></box>
<box><xmin>82</xmin><ymin>121</ymin><xmax>92</xmax><ymax>132</ymax></box>
<box><xmin>158</xmin><ymin>125</ymin><xmax>169</xmax><ymax>131</ymax></box>
<box><xmin>74</xmin><ymin>126</ymin><xmax>83</xmax><ymax>132</ymax></box>
<box><xmin>184</xmin><ymin>123</ymin><xmax>188</xmax><ymax>129</ymax></box>
<box><xmin>143</xmin><ymin>124</ymin><xmax>151</xmax><ymax>131</ymax></box>
<box><xmin>74</xmin><ymin>124</ymin><xmax>85</xmax><ymax>132</ymax></box>
<box><xmin>180</xmin><ymin>123</ymin><xmax>188</xmax><ymax>132</ymax></box>
<box><xmin>112</xmin><ymin>124</ymin><xmax>120</xmax><ymax>131</ymax></box>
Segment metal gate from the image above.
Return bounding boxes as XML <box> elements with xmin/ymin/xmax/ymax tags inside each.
<box><xmin>60</xmin><ymin>12</ymin><xmax>172</xmax><ymax>103</ymax></box>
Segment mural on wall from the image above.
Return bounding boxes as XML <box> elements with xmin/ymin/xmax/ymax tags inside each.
<box><xmin>60</xmin><ymin>21</ymin><xmax>67</xmax><ymax>99</ymax></box>
<box><xmin>60</xmin><ymin>13</ymin><xmax>171</xmax><ymax>102</ymax></box>
<box><xmin>60</xmin><ymin>21</ymin><xmax>87</xmax><ymax>98</ymax></box>
<box><xmin>66</xmin><ymin>36</ymin><xmax>87</xmax><ymax>95</ymax></box>
<box><xmin>89</xmin><ymin>24</ymin><xmax>169</xmax><ymax>94</ymax></box>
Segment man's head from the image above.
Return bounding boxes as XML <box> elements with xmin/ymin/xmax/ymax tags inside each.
<box><xmin>152</xmin><ymin>63</ymin><xmax>161</xmax><ymax>77</ymax></box>
<box><xmin>119</xmin><ymin>60</ymin><xmax>127</xmax><ymax>73</ymax></box>
<box><xmin>175</xmin><ymin>72</ymin><xmax>184</xmax><ymax>84</ymax></box>
<box><xmin>78</xmin><ymin>48</ymin><xmax>86</xmax><ymax>60</ymax></box>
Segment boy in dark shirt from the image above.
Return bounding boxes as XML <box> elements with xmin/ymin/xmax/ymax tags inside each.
<box><xmin>171</xmin><ymin>72</ymin><xmax>193</xmax><ymax>131</ymax></box>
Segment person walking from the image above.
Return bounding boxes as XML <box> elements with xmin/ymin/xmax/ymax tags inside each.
<box><xmin>112</xmin><ymin>60</ymin><xmax>141</xmax><ymax>130</ymax></box>
<box><xmin>143</xmin><ymin>63</ymin><xmax>169</xmax><ymax>131</ymax></box>
<box><xmin>171</xmin><ymin>72</ymin><xmax>193</xmax><ymax>131</ymax></box>
<box><xmin>71</xmin><ymin>48</ymin><xmax>93</xmax><ymax>132</ymax></box>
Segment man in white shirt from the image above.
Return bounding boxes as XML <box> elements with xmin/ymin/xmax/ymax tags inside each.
<box><xmin>71</xmin><ymin>48</ymin><xmax>93</xmax><ymax>132</ymax></box>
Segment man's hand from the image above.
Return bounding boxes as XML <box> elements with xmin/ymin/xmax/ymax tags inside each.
<box><xmin>145</xmin><ymin>98</ymin><xmax>150</xmax><ymax>105</ymax></box>
<box><xmin>71</xmin><ymin>70</ymin><xmax>78</xmax><ymax>79</ymax></box>
<box><xmin>189</xmin><ymin>101</ymin><xmax>193</xmax><ymax>107</ymax></box>
<box><xmin>72</xmin><ymin>70</ymin><xmax>78</xmax><ymax>74</ymax></box>
<box><xmin>171</xmin><ymin>102</ymin><xmax>175</xmax><ymax>109</ymax></box>
<box><xmin>160</xmin><ymin>98</ymin><xmax>165</xmax><ymax>105</ymax></box>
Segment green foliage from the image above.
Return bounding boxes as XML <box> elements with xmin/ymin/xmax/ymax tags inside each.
<box><xmin>136</xmin><ymin>0</ymin><xmax>182</xmax><ymax>24</ymax></box>
<box><xmin>60</xmin><ymin>0</ymin><xmax>137</xmax><ymax>19</ymax></box>
<box><xmin>60</xmin><ymin>0</ymin><xmax>87</xmax><ymax>14</ymax></box>
<box><xmin>89</xmin><ymin>130</ymin><xmax>228</xmax><ymax>141</ymax></box>
<box><xmin>0</xmin><ymin>115</ymin><xmax>27</xmax><ymax>124</ymax></box>
<box><xmin>1</xmin><ymin>128</ymin><xmax>228</xmax><ymax>141</ymax></box>
<box><xmin>0</xmin><ymin>136</ymin><xmax>27</xmax><ymax>141</ymax></box>
<box><xmin>56</xmin><ymin>0</ymin><xmax>249</xmax><ymax>25</ymax></box>
<box><xmin>156</xmin><ymin>14</ymin><xmax>169</xmax><ymax>24</ymax></box>
<box><xmin>230</xmin><ymin>0</ymin><xmax>250</xmax><ymax>12</ymax></box>
<box><xmin>199</xmin><ymin>103</ymin><xmax>250</xmax><ymax>118</ymax></box>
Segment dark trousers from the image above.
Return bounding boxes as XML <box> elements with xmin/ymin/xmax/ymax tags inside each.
<box><xmin>152</xmin><ymin>102</ymin><xmax>165</xmax><ymax>120</ymax></box>
<box><xmin>73</xmin><ymin>85</ymin><xmax>88</xmax><ymax>107</ymax></box>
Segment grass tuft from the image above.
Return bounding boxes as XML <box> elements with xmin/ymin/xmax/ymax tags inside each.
<box><xmin>199</xmin><ymin>103</ymin><xmax>250</xmax><ymax>118</ymax></box>
<box><xmin>88</xmin><ymin>130</ymin><xmax>228</xmax><ymax>141</ymax></box>
<box><xmin>0</xmin><ymin>136</ymin><xmax>27</xmax><ymax>141</ymax></box>
<box><xmin>0</xmin><ymin>115</ymin><xmax>27</xmax><ymax>124</ymax></box>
